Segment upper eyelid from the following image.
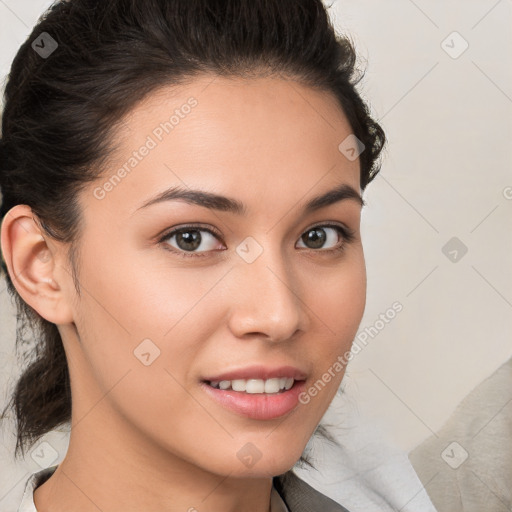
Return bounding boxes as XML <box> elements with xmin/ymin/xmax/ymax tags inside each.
<box><xmin>161</xmin><ymin>224</ymin><xmax>221</xmax><ymax>240</ymax></box>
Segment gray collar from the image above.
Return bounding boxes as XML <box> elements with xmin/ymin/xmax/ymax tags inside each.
<box><xmin>274</xmin><ymin>470</ymin><xmax>351</xmax><ymax>512</ymax></box>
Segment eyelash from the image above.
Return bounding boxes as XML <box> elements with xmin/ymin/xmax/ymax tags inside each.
<box><xmin>157</xmin><ymin>222</ymin><xmax>356</xmax><ymax>259</ymax></box>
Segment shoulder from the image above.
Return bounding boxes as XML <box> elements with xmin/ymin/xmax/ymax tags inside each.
<box><xmin>410</xmin><ymin>357</ymin><xmax>512</xmax><ymax>511</ymax></box>
<box><xmin>273</xmin><ymin>470</ymin><xmax>351</xmax><ymax>512</ymax></box>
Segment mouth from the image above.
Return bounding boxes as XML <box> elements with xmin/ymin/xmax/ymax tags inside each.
<box><xmin>200</xmin><ymin>377</ymin><xmax>307</xmax><ymax>420</ymax></box>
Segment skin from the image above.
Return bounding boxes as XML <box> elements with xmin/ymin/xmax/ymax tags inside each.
<box><xmin>1</xmin><ymin>74</ymin><xmax>366</xmax><ymax>512</ymax></box>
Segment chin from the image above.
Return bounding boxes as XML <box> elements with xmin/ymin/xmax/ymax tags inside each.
<box><xmin>233</xmin><ymin>443</ymin><xmax>306</xmax><ymax>478</ymax></box>
<box><xmin>194</xmin><ymin>442</ymin><xmax>304</xmax><ymax>479</ymax></box>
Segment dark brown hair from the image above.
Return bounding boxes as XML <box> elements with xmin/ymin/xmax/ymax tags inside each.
<box><xmin>0</xmin><ymin>0</ymin><xmax>385</xmax><ymax>468</ymax></box>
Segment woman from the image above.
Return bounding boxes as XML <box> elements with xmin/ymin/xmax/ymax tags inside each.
<box><xmin>0</xmin><ymin>0</ymin><xmax>385</xmax><ymax>510</ymax></box>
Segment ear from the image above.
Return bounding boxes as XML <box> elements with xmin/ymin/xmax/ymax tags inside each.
<box><xmin>1</xmin><ymin>204</ymin><xmax>74</xmax><ymax>324</ymax></box>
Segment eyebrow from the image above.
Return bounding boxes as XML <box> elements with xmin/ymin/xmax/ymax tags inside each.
<box><xmin>135</xmin><ymin>182</ymin><xmax>364</xmax><ymax>216</ymax></box>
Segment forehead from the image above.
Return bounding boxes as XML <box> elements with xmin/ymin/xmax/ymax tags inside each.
<box><xmin>84</xmin><ymin>74</ymin><xmax>361</xmax><ymax>220</ymax></box>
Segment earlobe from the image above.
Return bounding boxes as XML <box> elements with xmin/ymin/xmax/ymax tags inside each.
<box><xmin>0</xmin><ymin>204</ymin><xmax>74</xmax><ymax>324</ymax></box>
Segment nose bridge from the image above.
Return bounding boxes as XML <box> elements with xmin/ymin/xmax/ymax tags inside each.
<box><xmin>228</xmin><ymin>237</ymin><xmax>305</xmax><ymax>340</ymax></box>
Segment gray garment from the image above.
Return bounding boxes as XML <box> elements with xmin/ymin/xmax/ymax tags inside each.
<box><xmin>274</xmin><ymin>470</ymin><xmax>351</xmax><ymax>512</ymax></box>
<box><xmin>409</xmin><ymin>357</ymin><xmax>512</xmax><ymax>512</ymax></box>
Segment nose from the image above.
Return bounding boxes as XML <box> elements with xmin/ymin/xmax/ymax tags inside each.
<box><xmin>226</xmin><ymin>243</ymin><xmax>308</xmax><ymax>342</ymax></box>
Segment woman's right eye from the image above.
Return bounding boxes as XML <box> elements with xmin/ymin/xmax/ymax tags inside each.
<box><xmin>159</xmin><ymin>226</ymin><xmax>225</xmax><ymax>258</ymax></box>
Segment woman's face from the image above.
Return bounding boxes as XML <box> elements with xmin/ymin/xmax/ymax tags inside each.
<box><xmin>57</xmin><ymin>74</ymin><xmax>366</xmax><ymax>477</ymax></box>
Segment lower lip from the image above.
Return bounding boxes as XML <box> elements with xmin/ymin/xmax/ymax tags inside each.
<box><xmin>200</xmin><ymin>380</ymin><xmax>306</xmax><ymax>420</ymax></box>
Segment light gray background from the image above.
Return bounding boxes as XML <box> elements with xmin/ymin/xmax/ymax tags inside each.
<box><xmin>0</xmin><ymin>0</ymin><xmax>511</xmax><ymax>510</ymax></box>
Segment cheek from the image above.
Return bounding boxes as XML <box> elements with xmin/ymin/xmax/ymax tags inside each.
<box><xmin>76</xmin><ymin>240</ymin><xmax>227</xmax><ymax>339</ymax></box>
<box><xmin>69</xmin><ymin>251</ymin><xmax>214</xmax><ymax>442</ymax></box>
<box><xmin>70</xmin><ymin>243</ymin><xmax>231</xmax><ymax>403</ymax></box>
<box><xmin>307</xmin><ymin>252</ymin><xmax>367</xmax><ymax>340</ymax></box>
<box><xmin>301</xmin><ymin>253</ymin><xmax>366</xmax><ymax>397</ymax></box>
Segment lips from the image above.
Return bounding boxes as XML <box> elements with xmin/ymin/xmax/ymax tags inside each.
<box><xmin>200</xmin><ymin>379</ymin><xmax>307</xmax><ymax>420</ymax></box>
<box><xmin>199</xmin><ymin>364</ymin><xmax>308</xmax><ymax>420</ymax></box>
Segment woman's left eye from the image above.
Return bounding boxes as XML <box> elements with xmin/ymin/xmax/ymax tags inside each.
<box><xmin>159</xmin><ymin>223</ymin><xmax>354</xmax><ymax>258</ymax></box>
<box><xmin>296</xmin><ymin>224</ymin><xmax>354</xmax><ymax>252</ymax></box>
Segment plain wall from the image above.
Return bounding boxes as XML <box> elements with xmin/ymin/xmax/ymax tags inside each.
<box><xmin>328</xmin><ymin>0</ymin><xmax>512</xmax><ymax>451</ymax></box>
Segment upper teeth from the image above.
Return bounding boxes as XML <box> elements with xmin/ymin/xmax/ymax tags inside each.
<box><xmin>209</xmin><ymin>377</ymin><xmax>295</xmax><ymax>393</ymax></box>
